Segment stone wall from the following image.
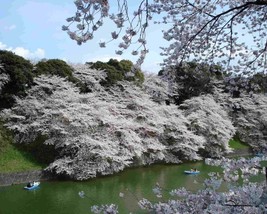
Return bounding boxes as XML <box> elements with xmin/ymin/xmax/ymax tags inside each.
<box><xmin>0</xmin><ymin>170</ymin><xmax>55</xmax><ymax>186</ymax></box>
<box><xmin>225</xmin><ymin>148</ymin><xmax>252</xmax><ymax>158</ymax></box>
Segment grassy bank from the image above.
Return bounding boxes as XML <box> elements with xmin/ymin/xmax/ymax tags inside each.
<box><xmin>0</xmin><ymin>118</ymin><xmax>250</xmax><ymax>174</ymax></box>
<box><xmin>0</xmin><ymin>121</ymin><xmax>45</xmax><ymax>173</ymax></box>
<box><xmin>228</xmin><ymin>138</ymin><xmax>250</xmax><ymax>149</ymax></box>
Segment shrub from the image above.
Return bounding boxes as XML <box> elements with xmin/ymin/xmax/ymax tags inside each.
<box><xmin>118</xmin><ymin>59</ymin><xmax>133</xmax><ymax>72</ymax></box>
<box><xmin>249</xmin><ymin>72</ymin><xmax>267</xmax><ymax>94</ymax></box>
<box><xmin>35</xmin><ymin>59</ymin><xmax>89</xmax><ymax>93</ymax></box>
<box><xmin>170</xmin><ymin>62</ymin><xmax>223</xmax><ymax>104</ymax></box>
<box><xmin>0</xmin><ymin>50</ymin><xmax>34</xmax><ymax>109</ymax></box>
<box><xmin>87</xmin><ymin>59</ymin><xmax>145</xmax><ymax>86</ymax></box>
<box><xmin>35</xmin><ymin>59</ymin><xmax>74</xmax><ymax>78</ymax></box>
<box><xmin>133</xmin><ymin>69</ymin><xmax>145</xmax><ymax>85</ymax></box>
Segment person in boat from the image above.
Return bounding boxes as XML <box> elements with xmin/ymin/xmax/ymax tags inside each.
<box><xmin>27</xmin><ymin>181</ymin><xmax>34</xmax><ymax>187</ymax></box>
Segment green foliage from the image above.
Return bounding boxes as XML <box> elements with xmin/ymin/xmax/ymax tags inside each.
<box><xmin>133</xmin><ymin>70</ymin><xmax>145</xmax><ymax>85</ymax></box>
<box><xmin>107</xmin><ymin>59</ymin><xmax>124</xmax><ymax>72</ymax></box>
<box><xmin>90</xmin><ymin>60</ymin><xmax>123</xmax><ymax>85</ymax></box>
<box><xmin>35</xmin><ymin>59</ymin><xmax>74</xmax><ymax>78</ymax></box>
<box><xmin>119</xmin><ymin>59</ymin><xmax>133</xmax><ymax>72</ymax></box>
<box><xmin>0</xmin><ymin>50</ymin><xmax>34</xmax><ymax>109</ymax></box>
<box><xmin>158</xmin><ymin>70</ymin><xmax>164</xmax><ymax>76</ymax></box>
<box><xmin>172</xmin><ymin>61</ymin><xmax>223</xmax><ymax>104</ymax></box>
<box><xmin>35</xmin><ymin>59</ymin><xmax>89</xmax><ymax>93</ymax></box>
<box><xmin>249</xmin><ymin>72</ymin><xmax>267</xmax><ymax>94</ymax></box>
<box><xmin>88</xmin><ymin>59</ymin><xmax>145</xmax><ymax>86</ymax></box>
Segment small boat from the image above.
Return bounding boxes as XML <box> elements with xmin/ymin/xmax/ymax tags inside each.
<box><xmin>24</xmin><ymin>181</ymin><xmax>40</xmax><ymax>190</ymax></box>
<box><xmin>184</xmin><ymin>170</ymin><xmax>200</xmax><ymax>175</ymax></box>
<box><xmin>255</xmin><ymin>153</ymin><xmax>264</xmax><ymax>157</ymax></box>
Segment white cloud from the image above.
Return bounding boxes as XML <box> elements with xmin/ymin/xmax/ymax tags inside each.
<box><xmin>0</xmin><ymin>41</ymin><xmax>45</xmax><ymax>59</ymax></box>
<box><xmin>5</xmin><ymin>24</ymin><xmax>16</xmax><ymax>31</ymax></box>
<box><xmin>85</xmin><ymin>55</ymin><xmax>123</xmax><ymax>63</ymax></box>
<box><xmin>0</xmin><ymin>42</ymin><xmax>8</xmax><ymax>49</ymax></box>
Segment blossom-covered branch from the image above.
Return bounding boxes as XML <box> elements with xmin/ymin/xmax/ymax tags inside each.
<box><xmin>63</xmin><ymin>0</ymin><xmax>151</xmax><ymax>67</ymax></box>
<box><xmin>64</xmin><ymin>0</ymin><xmax>267</xmax><ymax>73</ymax></box>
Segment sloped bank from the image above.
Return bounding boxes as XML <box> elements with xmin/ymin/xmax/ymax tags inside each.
<box><xmin>0</xmin><ymin>147</ymin><xmax>252</xmax><ymax>186</ymax></box>
<box><xmin>0</xmin><ymin>170</ymin><xmax>56</xmax><ymax>186</ymax></box>
<box><xmin>225</xmin><ymin>148</ymin><xmax>252</xmax><ymax>158</ymax></box>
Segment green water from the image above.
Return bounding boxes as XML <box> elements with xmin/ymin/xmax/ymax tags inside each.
<box><xmin>0</xmin><ymin>161</ymin><xmax>265</xmax><ymax>214</ymax></box>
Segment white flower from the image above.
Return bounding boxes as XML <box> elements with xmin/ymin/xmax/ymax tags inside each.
<box><xmin>62</xmin><ymin>25</ymin><xmax>69</xmax><ymax>31</ymax></box>
<box><xmin>66</xmin><ymin>17</ymin><xmax>74</xmax><ymax>22</ymax></box>
<box><xmin>115</xmin><ymin>50</ymin><xmax>123</xmax><ymax>55</ymax></box>
<box><xmin>99</xmin><ymin>42</ymin><xmax>106</xmax><ymax>48</ymax></box>
<box><xmin>111</xmin><ymin>31</ymin><xmax>118</xmax><ymax>39</ymax></box>
<box><xmin>131</xmin><ymin>50</ymin><xmax>138</xmax><ymax>55</ymax></box>
<box><xmin>78</xmin><ymin>191</ymin><xmax>85</xmax><ymax>198</ymax></box>
<box><xmin>77</xmin><ymin>24</ymin><xmax>85</xmax><ymax>30</ymax></box>
<box><xmin>85</xmin><ymin>14</ymin><xmax>94</xmax><ymax>21</ymax></box>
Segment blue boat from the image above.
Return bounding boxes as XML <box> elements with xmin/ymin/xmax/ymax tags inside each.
<box><xmin>184</xmin><ymin>170</ymin><xmax>200</xmax><ymax>175</ymax></box>
<box><xmin>24</xmin><ymin>181</ymin><xmax>40</xmax><ymax>190</ymax></box>
<box><xmin>255</xmin><ymin>153</ymin><xmax>264</xmax><ymax>157</ymax></box>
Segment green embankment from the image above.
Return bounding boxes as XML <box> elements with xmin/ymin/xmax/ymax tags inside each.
<box><xmin>0</xmin><ymin>117</ymin><xmax>251</xmax><ymax>173</ymax></box>
<box><xmin>0</xmin><ymin>122</ymin><xmax>45</xmax><ymax>173</ymax></box>
<box><xmin>228</xmin><ymin>138</ymin><xmax>249</xmax><ymax>149</ymax></box>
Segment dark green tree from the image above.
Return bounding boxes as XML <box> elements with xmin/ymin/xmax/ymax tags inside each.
<box><xmin>35</xmin><ymin>59</ymin><xmax>89</xmax><ymax>93</ymax></box>
<box><xmin>0</xmin><ymin>50</ymin><xmax>34</xmax><ymax>109</ymax></box>
<box><xmin>171</xmin><ymin>62</ymin><xmax>223</xmax><ymax>104</ymax></box>
<box><xmin>35</xmin><ymin>59</ymin><xmax>74</xmax><ymax>79</ymax></box>
<box><xmin>88</xmin><ymin>59</ymin><xmax>144</xmax><ymax>86</ymax></box>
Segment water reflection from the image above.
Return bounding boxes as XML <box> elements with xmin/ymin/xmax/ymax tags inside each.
<box><xmin>0</xmin><ymin>161</ymin><xmax>264</xmax><ymax>214</ymax></box>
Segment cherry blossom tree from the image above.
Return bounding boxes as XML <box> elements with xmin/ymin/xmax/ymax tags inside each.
<box><xmin>63</xmin><ymin>0</ymin><xmax>267</xmax><ymax>73</ymax></box>
<box><xmin>0</xmin><ymin>64</ymin><xmax>235</xmax><ymax>180</ymax></box>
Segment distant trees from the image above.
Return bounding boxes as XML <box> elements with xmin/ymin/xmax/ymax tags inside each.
<box><xmin>0</xmin><ymin>51</ymin><xmax>144</xmax><ymax>109</ymax></box>
<box><xmin>35</xmin><ymin>59</ymin><xmax>90</xmax><ymax>93</ymax></box>
<box><xmin>1</xmin><ymin>51</ymin><xmax>267</xmax><ymax>213</ymax></box>
<box><xmin>0</xmin><ymin>64</ymin><xmax>237</xmax><ymax>180</ymax></box>
<box><xmin>159</xmin><ymin>61</ymin><xmax>266</xmax><ymax>104</ymax></box>
<box><xmin>35</xmin><ymin>59</ymin><xmax>75</xmax><ymax>79</ymax></box>
<box><xmin>224</xmin><ymin>72</ymin><xmax>267</xmax><ymax>98</ymax></box>
<box><xmin>0</xmin><ymin>50</ymin><xmax>34</xmax><ymax>109</ymax></box>
<box><xmin>160</xmin><ymin>62</ymin><xmax>223</xmax><ymax>104</ymax></box>
<box><xmin>87</xmin><ymin>59</ymin><xmax>144</xmax><ymax>86</ymax></box>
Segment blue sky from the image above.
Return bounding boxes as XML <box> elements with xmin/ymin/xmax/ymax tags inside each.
<box><xmin>0</xmin><ymin>0</ymin><xmax>169</xmax><ymax>73</ymax></box>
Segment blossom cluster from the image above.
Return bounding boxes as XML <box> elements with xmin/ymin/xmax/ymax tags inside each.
<box><xmin>1</xmin><ymin>64</ymin><xmax>236</xmax><ymax>180</ymax></box>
